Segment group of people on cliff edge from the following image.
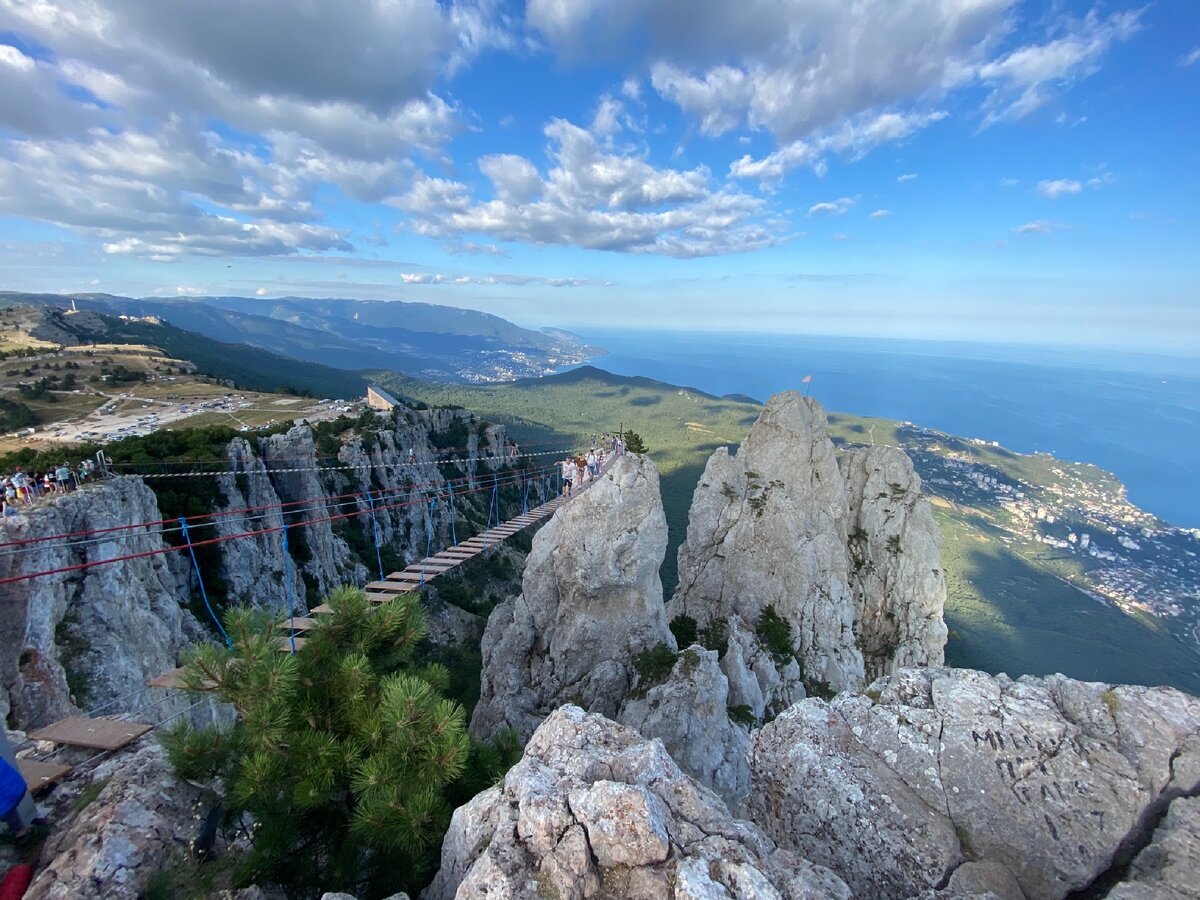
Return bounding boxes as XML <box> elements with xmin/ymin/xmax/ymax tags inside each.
<box><xmin>2</xmin><ymin>459</ymin><xmax>102</xmax><ymax>516</ymax></box>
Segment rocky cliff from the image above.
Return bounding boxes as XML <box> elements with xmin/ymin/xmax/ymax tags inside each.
<box><xmin>0</xmin><ymin>478</ymin><xmax>202</xmax><ymax>729</ymax></box>
<box><xmin>471</xmin><ymin>453</ymin><xmax>756</xmax><ymax>806</ymax></box>
<box><xmin>1</xmin><ymin>404</ymin><xmax>519</xmax><ymax>729</ymax></box>
<box><xmin>667</xmin><ymin>391</ymin><xmax>946</xmax><ymax>714</ymax></box>
<box><xmin>470</xmin><ymin>454</ymin><xmax>673</xmax><ymax>742</ymax></box>
<box><xmin>24</xmin><ymin>743</ymin><xmax>216</xmax><ymax>900</ymax></box>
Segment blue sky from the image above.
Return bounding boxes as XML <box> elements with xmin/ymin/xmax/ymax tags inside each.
<box><xmin>0</xmin><ymin>0</ymin><xmax>1196</xmax><ymax>352</ymax></box>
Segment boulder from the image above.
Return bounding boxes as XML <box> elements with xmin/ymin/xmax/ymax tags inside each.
<box><xmin>841</xmin><ymin>446</ymin><xmax>947</xmax><ymax>680</ymax></box>
<box><xmin>746</xmin><ymin>667</ymin><xmax>1200</xmax><ymax>900</ymax></box>
<box><xmin>26</xmin><ymin>743</ymin><xmax>217</xmax><ymax>900</ymax></box>
<box><xmin>617</xmin><ymin>645</ymin><xmax>751</xmax><ymax>806</ymax></box>
<box><xmin>668</xmin><ymin>391</ymin><xmax>864</xmax><ymax>713</ymax></box>
<box><xmin>470</xmin><ymin>455</ymin><xmax>673</xmax><ymax>742</ymax></box>
<box><xmin>427</xmin><ymin>705</ymin><xmax>851</xmax><ymax>900</ymax></box>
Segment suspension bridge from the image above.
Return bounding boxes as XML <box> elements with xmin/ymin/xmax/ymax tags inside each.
<box><xmin>3</xmin><ymin>444</ymin><xmax>617</xmax><ymax>796</ymax></box>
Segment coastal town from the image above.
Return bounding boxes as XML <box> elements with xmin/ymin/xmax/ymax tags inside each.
<box><xmin>896</xmin><ymin>424</ymin><xmax>1200</xmax><ymax>649</ymax></box>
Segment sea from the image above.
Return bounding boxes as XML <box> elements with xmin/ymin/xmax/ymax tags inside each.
<box><xmin>568</xmin><ymin>328</ymin><xmax>1200</xmax><ymax>530</ymax></box>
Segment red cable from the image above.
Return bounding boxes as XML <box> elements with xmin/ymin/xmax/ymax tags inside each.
<box><xmin>0</xmin><ymin>465</ymin><xmax>556</xmax><ymax>585</ymax></box>
<box><xmin>102</xmin><ymin>438</ymin><xmax>568</xmax><ymax>470</ymax></box>
<box><xmin>0</xmin><ymin>463</ymin><xmax>555</xmax><ymax>550</ymax></box>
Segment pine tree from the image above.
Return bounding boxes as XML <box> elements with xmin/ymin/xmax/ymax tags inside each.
<box><xmin>162</xmin><ymin>585</ymin><xmax>470</xmax><ymax>897</ymax></box>
<box><xmin>622</xmin><ymin>429</ymin><xmax>648</xmax><ymax>453</ymax></box>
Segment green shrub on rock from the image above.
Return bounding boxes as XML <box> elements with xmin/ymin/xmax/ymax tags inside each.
<box><xmin>669</xmin><ymin>614</ymin><xmax>698</xmax><ymax>648</ymax></box>
<box><xmin>631</xmin><ymin>642</ymin><xmax>679</xmax><ymax>696</ymax></box>
<box><xmin>755</xmin><ymin>605</ymin><xmax>795</xmax><ymax>665</ymax></box>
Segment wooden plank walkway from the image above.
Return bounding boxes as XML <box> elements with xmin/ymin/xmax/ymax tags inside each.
<box><xmin>305</xmin><ymin>494</ymin><xmax>567</xmax><ymax>621</ymax></box>
<box><xmin>146</xmin><ymin>666</ymin><xmax>216</xmax><ymax>690</ymax></box>
<box><xmin>28</xmin><ymin>717</ymin><xmax>152</xmax><ymax>751</ymax></box>
<box><xmin>17</xmin><ymin>758</ymin><xmax>72</xmax><ymax>793</ymax></box>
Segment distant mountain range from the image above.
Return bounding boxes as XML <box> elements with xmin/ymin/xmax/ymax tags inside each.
<box><xmin>0</xmin><ymin>292</ymin><xmax>602</xmax><ymax>382</ymax></box>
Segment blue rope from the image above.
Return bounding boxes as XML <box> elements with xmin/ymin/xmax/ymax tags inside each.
<box><xmin>365</xmin><ymin>490</ymin><xmax>385</xmax><ymax>581</ymax></box>
<box><xmin>180</xmin><ymin>516</ymin><xmax>231</xmax><ymax>648</ymax></box>
<box><xmin>448</xmin><ymin>485</ymin><xmax>457</xmax><ymax>546</ymax></box>
<box><xmin>422</xmin><ymin>496</ymin><xmax>436</xmax><ymax>585</ymax></box>
<box><xmin>281</xmin><ymin>524</ymin><xmax>296</xmax><ymax>654</ymax></box>
<box><xmin>522</xmin><ymin>472</ymin><xmax>530</xmax><ymax>515</ymax></box>
<box><xmin>487</xmin><ymin>473</ymin><xmax>499</xmax><ymax>529</ymax></box>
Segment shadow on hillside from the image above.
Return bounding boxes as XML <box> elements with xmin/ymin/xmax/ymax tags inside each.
<box><xmin>945</xmin><ymin>543</ymin><xmax>1200</xmax><ymax>696</ymax></box>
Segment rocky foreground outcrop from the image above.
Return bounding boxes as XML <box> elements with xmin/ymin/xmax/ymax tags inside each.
<box><xmin>1107</xmin><ymin>795</ymin><xmax>1200</xmax><ymax>899</ymax></box>
<box><xmin>470</xmin><ymin>455</ymin><xmax>674</xmax><ymax>742</ymax></box>
<box><xmin>746</xmin><ymin>667</ymin><xmax>1200</xmax><ymax>899</ymax></box>
<box><xmin>428</xmin><ymin>705</ymin><xmax>851</xmax><ymax>900</ymax></box>
<box><xmin>26</xmin><ymin>743</ymin><xmax>216</xmax><ymax>900</ymax></box>
<box><xmin>667</xmin><ymin>391</ymin><xmax>947</xmax><ymax>717</ymax></box>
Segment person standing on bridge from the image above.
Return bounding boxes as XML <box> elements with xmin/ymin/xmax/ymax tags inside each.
<box><xmin>562</xmin><ymin>457</ymin><xmax>576</xmax><ymax>497</ymax></box>
<box><xmin>586</xmin><ymin>449</ymin><xmax>598</xmax><ymax>480</ymax></box>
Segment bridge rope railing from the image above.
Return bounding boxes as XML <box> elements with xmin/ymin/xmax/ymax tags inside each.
<box><xmin>0</xmin><ymin>446</ymin><xmax>583</xmax><ymax>553</ymax></box>
<box><xmin>104</xmin><ymin>443</ymin><xmax>578</xmax><ymax>476</ymax></box>
<box><xmin>0</xmin><ymin>462</ymin><xmax>562</xmax><ymax>586</ymax></box>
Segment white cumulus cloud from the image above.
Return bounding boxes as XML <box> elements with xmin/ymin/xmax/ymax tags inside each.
<box><xmin>1036</xmin><ymin>179</ymin><xmax>1083</xmax><ymax>199</ymax></box>
<box><xmin>0</xmin><ymin>0</ymin><xmax>499</xmax><ymax>257</ymax></box>
<box><xmin>391</xmin><ymin>116</ymin><xmax>778</xmax><ymax>257</ymax></box>
<box><xmin>730</xmin><ymin>110</ymin><xmax>946</xmax><ymax>182</ymax></box>
<box><xmin>808</xmin><ymin>197</ymin><xmax>856</xmax><ymax>217</ymax></box>
<box><xmin>1012</xmin><ymin>220</ymin><xmax>1066</xmax><ymax>235</ymax></box>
